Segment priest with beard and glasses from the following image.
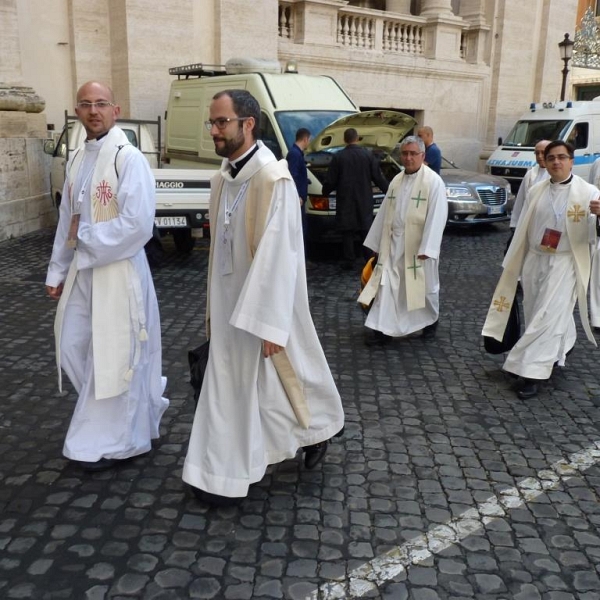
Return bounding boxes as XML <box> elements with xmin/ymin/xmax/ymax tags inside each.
<box><xmin>182</xmin><ymin>89</ymin><xmax>344</xmax><ymax>505</ymax></box>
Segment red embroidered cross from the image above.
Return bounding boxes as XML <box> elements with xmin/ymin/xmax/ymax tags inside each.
<box><xmin>96</xmin><ymin>180</ymin><xmax>113</xmax><ymax>206</ymax></box>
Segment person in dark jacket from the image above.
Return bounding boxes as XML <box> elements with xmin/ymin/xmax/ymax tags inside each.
<box><xmin>322</xmin><ymin>128</ymin><xmax>389</xmax><ymax>270</ymax></box>
<box><xmin>286</xmin><ymin>128</ymin><xmax>313</xmax><ymax>266</ymax></box>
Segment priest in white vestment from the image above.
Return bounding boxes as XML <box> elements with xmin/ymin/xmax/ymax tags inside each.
<box><xmin>182</xmin><ymin>90</ymin><xmax>344</xmax><ymax>502</ymax></box>
<box><xmin>45</xmin><ymin>82</ymin><xmax>168</xmax><ymax>471</ymax></box>
<box><xmin>358</xmin><ymin>136</ymin><xmax>448</xmax><ymax>346</ymax></box>
<box><xmin>483</xmin><ymin>141</ymin><xmax>600</xmax><ymax>399</ymax></box>
<box><xmin>588</xmin><ymin>157</ymin><xmax>600</xmax><ymax>327</ymax></box>
<box><xmin>510</xmin><ymin>139</ymin><xmax>550</xmax><ymax>229</ymax></box>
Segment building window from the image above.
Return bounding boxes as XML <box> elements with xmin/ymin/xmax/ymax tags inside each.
<box><xmin>596</xmin><ymin>0</ymin><xmax>600</xmax><ymax>17</ymax></box>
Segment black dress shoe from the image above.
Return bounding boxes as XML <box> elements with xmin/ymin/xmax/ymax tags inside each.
<box><xmin>334</xmin><ymin>426</ymin><xmax>345</xmax><ymax>438</ymax></box>
<box><xmin>421</xmin><ymin>321</ymin><xmax>438</xmax><ymax>339</ymax></box>
<box><xmin>303</xmin><ymin>441</ymin><xmax>328</xmax><ymax>469</ymax></box>
<box><xmin>77</xmin><ymin>458</ymin><xmax>119</xmax><ymax>472</ymax></box>
<box><xmin>365</xmin><ymin>331</ymin><xmax>392</xmax><ymax>346</ymax></box>
<box><xmin>516</xmin><ymin>377</ymin><xmax>540</xmax><ymax>399</ymax></box>
<box><xmin>189</xmin><ymin>486</ymin><xmax>243</xmax><ymax>507</ymax></box>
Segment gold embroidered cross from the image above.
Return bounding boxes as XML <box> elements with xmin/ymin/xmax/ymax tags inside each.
<box><xmin>493</xmin><ymin>296</ymin><xmax>510</xmax><ymax>313</ymax></box>
<box><xmin>567</xmin><ymin>204</ymin><xmax>586</xmax><ymax>223</ymax></box>
<box><xmin>411</xmin><ymin>189</ymin><xmax>427</xmax><ymax>208</ymax></box>
<box><xmin>407</xmin><ymin>255</ymin><xmax>421</xmax><ymax>280</ymax></box>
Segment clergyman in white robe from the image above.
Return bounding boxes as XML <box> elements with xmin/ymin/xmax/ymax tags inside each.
<box><xmin>362</xmin><ymin>165</ymin><xmax>448</xmax><ymax>337</ymax></box>
<box><xmin>510</xmin><ymin>164</ymin><xmax>550</xmax><ymax>228</ymax></box>
<box><xmin>588</xmin><ymin>158</ymin><xmax>600</xmax><ymax>327</ymax></box>
<box><xmin>182</xmin><ymin>142</ymin><xmax>344</xmax><ymax>498</ymax></box>
<box><xmin>483</xmin><ymin>175</ymin><xmax>598</xmax><ymax>382</ymax></box>
<box><xmin>46</xmin><ymin>128</ymin><xmax>169</xmax><ymax>463</ymax></box>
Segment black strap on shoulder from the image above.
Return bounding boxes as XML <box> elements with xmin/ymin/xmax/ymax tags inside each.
<box><xmin>114</xmin><ymin>143</ymin><xmax>133</xmax><ymax>178</ymax></box>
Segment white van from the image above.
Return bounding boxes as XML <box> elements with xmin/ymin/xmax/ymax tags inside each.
<box><xmin>164</xmin><ymin>58</ymin><xmax>418</xmax><ymax>247</ymax></box>
<box><xmin>487</xmin><ymin>99</ymin><xmax>600</xmax><ymax>193</ymax></box>
<box><xmin>44</xmin><ymin>114</ymin><xmax>160</xmax><ymax>209</ymax></box>
<box><xmin>164</xmin><ymin>58</ymin><xmax>360</xmax><ymax>169</ymax></box>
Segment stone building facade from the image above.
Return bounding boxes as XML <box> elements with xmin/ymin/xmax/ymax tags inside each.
<box><xmin>0</xmin><ymin>0</ymin><xmax>577</xmax><ymax>239</ymax></box>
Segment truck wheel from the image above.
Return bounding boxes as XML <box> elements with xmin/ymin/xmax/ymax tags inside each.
<box><xmin>173</xmin><ymin>229</ymin><xmax>195</xmax><ymax>253</ymax></box>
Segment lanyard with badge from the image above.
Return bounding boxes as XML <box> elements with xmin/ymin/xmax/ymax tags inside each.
<box><xmin>67</xmin><ymin>165</ymin><xmax>95</xmax><ymax>249</ymax></box>
<box><xmin>220</xmin><ymin>180</ymin><xmax>250</xmax><ymax>275</ymax></box>
<box><xmin>539</xmin><ymin>187</ymin><xmax>568</xmax><ymax>253</ymax></box>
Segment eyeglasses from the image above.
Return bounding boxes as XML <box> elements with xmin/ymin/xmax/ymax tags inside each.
<box><xmin>400</xmin><ymin>151</ymin><xmax>423</xmax><ymax>157</ymax></box>
<box><xmin>76</xmin><ymin>101</ymin><xmax>115</xmax><ymax>110</ymax></box>
<box><xmin>204</xmin><ymin>117</ymin><xmax>249</xmax><ymax>131</ymax></box>
<box><xmin>545</xmin><ymin>154</ymin><xmax>573</xmax><ymax>162</ymax></box>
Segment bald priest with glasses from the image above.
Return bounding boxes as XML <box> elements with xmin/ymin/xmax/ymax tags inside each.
<box><xmin>45</xmin><ymin>81</ymin><xmax>168</xmax><ymax>472</ymax></box>
<box><xmin>483</xmin><ymin>140</ymin><xmax>600</xmax><ymax>400</ymax></box>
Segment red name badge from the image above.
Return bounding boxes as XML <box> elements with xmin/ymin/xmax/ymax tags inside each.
<box><xmin>539</xmin><ymin>228</ymin><xmax>561</xmax><ymax>253</ymax></box>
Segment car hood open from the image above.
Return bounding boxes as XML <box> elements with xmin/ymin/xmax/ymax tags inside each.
<box><xmin>306</xmin><ymin>110</ymin><xmax>417</xmax><ymax>154</ymax></box>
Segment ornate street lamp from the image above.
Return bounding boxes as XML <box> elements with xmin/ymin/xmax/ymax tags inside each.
<box><xmin>558</xmin><ymin>32</ymin><xmax>575</xmax><ymax>102</ymax></box>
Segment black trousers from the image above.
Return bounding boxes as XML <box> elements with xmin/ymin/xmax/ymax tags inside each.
<box><xmin>342</xmin><ymin>229</ymin><xmax>371</xmax><ymax>264</ymax></box>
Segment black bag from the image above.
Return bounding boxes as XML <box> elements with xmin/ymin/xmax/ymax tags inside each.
<box><xmin>188</xmin><ymin>340</ymin><xmax>210</xmax><ymax>404</ymax></box>
<box><xmin>483</xmin><ymin>295</ymin><xmax>521</xmax><ymax>354</ymax></box>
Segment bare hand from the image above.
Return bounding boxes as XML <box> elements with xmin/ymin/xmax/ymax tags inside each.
<box><xmin>263</xmin><ymin>340</ymin><xmax>283</xmax><ymax>357</ymax></box>
<box><xmin>417</xmin><ymin>254</ymin><xmax>430</xmax><ymax>260</ymax></box>
<box><xmin>46</xmin><ymin>283</ymin><xmax>64</xmax><ymax>300</ymax></box>
<box><xmin>591</xmin><ymin>198</ymin><xmax>600</xmax><ymax>216</ymax></box>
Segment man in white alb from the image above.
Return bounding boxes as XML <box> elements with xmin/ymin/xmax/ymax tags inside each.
<box><xmin>358</xmin><ymin>136</ymin><xmax>448</xmax><ymax>345</ymax></box>
<box><xmin>182</xmin><ymin>90</ymin><xmax>344</xmax><ymax>503</ymax></box>
<box><xmin>45</xmin><ymin>82</ymin><xmax>168</xmax><ymax>471</ymax></box>
<box><xmin>588</xmin><ymin>156</ymin><xmax>600</xmax><ymax>327</ymax></box>
<box><xmin>510</xmin><ymin>139</ymin><xmax>551</xmax><ymax>230</ymax></box>
<box><xmin>483</xmin><ymin>141</ymin><xmax>600</xmax><ymax>399</ymax></box>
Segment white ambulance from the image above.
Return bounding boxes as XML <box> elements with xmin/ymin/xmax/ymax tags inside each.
<box><xmin>487</xmin><ymin>99</ymin><xmax>600</xmax><ymax>193</ymax></box>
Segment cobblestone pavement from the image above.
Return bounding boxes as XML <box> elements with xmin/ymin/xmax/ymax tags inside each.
<box><xmin>2</xmin><ymin>223</ymin><xmax>600</xmax><ymax>600</ymax></box>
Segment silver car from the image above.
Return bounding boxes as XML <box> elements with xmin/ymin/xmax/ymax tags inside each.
<box><xmin>439</xmin><ymin>157</ymin><xmax>514</xmax><ymax>225</ymax></box>
<box><xmin>304</xmin><ymin>113</ymin><xmax>514</xmax><ymax>245</ymax></box>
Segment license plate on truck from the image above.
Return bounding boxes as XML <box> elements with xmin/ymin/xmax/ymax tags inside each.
<box><xmin>155</xmin><ymin>216</ymin><xmax>188</xmax><ymax>227</ymax></box>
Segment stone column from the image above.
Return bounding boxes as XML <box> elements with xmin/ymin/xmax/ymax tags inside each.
<box><xmin>0</xmin><ymin>0</ymin><xmax>23</xmax><ymax>83</ymax></box>
<box><xmin>459</xmin><ymin>0</ymin><xmax>490</xmax><ymax>64</ymax></box>
<box><xmin>385</xmin><ymin>0</ymin><xmax>411</xmax><ymax>14</ymax></box>
<box><xmin>420</xmin><ymin>0</ymin><xmax>454</xmax><ymax>16</ymax></box>
<box><xmin>459</xmin><ymin>0</ymin><xmax>487</xmax><ymax>25</ymax></box>
<box><xmin>0</xmin><ymin>1</ymin><xmax>52</xmax><ymax>240</ymax></box>
<box><xmin>420</xmin><ymin>0</ymin><xmax>464</xmax><ymax>61</ymax></box>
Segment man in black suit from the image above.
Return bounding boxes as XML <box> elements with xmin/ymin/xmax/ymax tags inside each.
<box><xmin>322</xmin><ymin>128</ymin><xmax>389</xmax><ymax>270</ymax></box>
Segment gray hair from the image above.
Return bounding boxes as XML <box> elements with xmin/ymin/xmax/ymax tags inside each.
<box><xmin>400</xmin><ymin>135</ymin><xmax>425</xmax><ymax>153</ymax></box>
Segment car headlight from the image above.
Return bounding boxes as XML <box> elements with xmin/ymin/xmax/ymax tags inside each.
<box><xmin>445</xmin><ymin>186</ymin><xmax>475</xmax><ymax>201</ymax></box>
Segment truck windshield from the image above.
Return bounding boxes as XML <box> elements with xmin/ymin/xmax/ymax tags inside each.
<box><xmin>275</xmin><ymin>111</ymin><xmax>356</xmax><ymax>151</ymax></box>
<box><xmin>503</xmin><ymin>119</ymin><xmax>571</xmax><ymax>147</ymax></box>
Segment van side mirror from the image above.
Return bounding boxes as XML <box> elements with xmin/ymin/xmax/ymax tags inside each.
<box><xmin>43</xmin><ymin>139</ymin><xmax>56</xmax><ymax>156</ymax></box>
<box><xmin>497</xmin><ymin>137</ymin><xmax>503</xmax><ymax>146</ymax></box>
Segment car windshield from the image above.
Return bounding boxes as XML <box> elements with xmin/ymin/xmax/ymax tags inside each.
<box><xmin>502</xmin><ymin>119</ymin><xmax>571</xmax><ymax>147</ymax></box>
<box><xmin>275</xmin><ymin>110</ymin><xmax>356</xmax><ymax>151</ymax></box>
